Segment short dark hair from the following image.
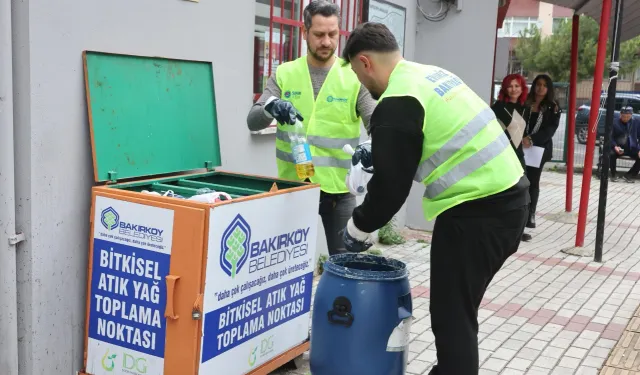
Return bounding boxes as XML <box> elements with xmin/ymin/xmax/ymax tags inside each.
<box><xmin>303</xmin><ymin>1</ymin><xmax>341</xmax><ymax>30</ymax></box>
<box><xmin>341</xmin><ymin>22</ymin><xmax>399</xmax><ymax>64</ymax></box>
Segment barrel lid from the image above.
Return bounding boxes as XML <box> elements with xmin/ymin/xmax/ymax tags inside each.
<box><xmin>323</xmin><ymin>254</ymin><xmax>408</xmax><ymax>281</ymax></box>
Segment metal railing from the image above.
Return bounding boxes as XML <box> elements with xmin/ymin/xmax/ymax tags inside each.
<box><xmin>495</xmin><ymin>80</ymin><xmax>638</xmax><ymax>171</ymax></box>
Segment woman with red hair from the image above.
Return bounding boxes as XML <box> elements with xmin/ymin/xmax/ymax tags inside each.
<box><xmin>491</xmin><ymin>74</ymin><xmax>532</xmax><ymax>241</ymax></box>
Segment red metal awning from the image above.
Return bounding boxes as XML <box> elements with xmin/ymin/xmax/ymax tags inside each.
<box><xmin>543</xmin><ymin>0</ymin><xmax>640</xmax><ymax>41</ymax></box>
<box><xmin>497</xmin><ymin>0</ymin><xmax>512</xmax><ymax>29</ymax></box>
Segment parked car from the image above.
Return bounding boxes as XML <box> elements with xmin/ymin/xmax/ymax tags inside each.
<box><xmin>575</xmin><ymin>93</ymin><xmax>640</xmax><ymax>144</ymax></box>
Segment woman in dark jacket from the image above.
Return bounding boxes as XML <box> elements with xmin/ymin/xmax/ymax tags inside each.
<box><xmin>491</xmin><ymin>73</ymin><xmax>532</xmax><ymax>241</ymax></box>
<box><xmin>522</xmin><ymin>74</ymin><xmax>561</xmax><ymax>230</ymax></box>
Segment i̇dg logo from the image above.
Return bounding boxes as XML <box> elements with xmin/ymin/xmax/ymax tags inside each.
<box><xmin>220</xmin><ymin>214</ymin><xmax>251</xmax><ymax>278</ymax></box>
<box><xmin>101</xmin><ymin>349</ymin><xmax>116</xmax><ymax>372</ymax></box>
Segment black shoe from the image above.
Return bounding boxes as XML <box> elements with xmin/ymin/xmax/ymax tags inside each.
<box><xmin>522</xmin><ymin>233</ymin><xmax>532</xmax><ymax>242</ymax></box>
<box><xmin>623</xmin><ymin>175</ymin><xmax>635</xmax><ymax>183</ymax></box>
<box><xmin>526</xmin><ymin>213</ymin><xmax>536</xmax><ymax>228</ymax></box>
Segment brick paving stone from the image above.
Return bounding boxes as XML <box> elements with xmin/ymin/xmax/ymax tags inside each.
<box><xmin>275</xmin><ymin>172</ymin><xmax>640</xmax><ymax>375</ymax></box>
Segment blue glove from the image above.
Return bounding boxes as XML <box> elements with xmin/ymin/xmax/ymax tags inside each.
<box><xmin>264</xmin><ymin>97</ymin><xmax>303</xmax><ymax>125</ymax></box>
<box><xmin>351</xmin><ymin>141</ymin><xmax>373</xmax><ymax>173</ymax></box>
<box><xmin>342</xmin><ymin>218</ymin><xmax>373</xmax><ymax>253</ymax></box>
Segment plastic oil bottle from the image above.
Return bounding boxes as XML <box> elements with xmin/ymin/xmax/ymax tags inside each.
<box><xmin>289</xmin><ymin>119</ymin><xmax>315</xmax><ymax>179</ymax></box>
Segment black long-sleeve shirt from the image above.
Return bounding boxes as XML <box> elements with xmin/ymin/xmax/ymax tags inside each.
<box><xmin>351</xmin><ymin>97</ymin><xmax>424</xmax><ymax>232</ymax></box>
<box><xmin>352</xmin><ymin>96</ymin><xmax>530</xmax><ymax>233</ymax></box>
<box><xmin>526</xmin><ymin>101</ymin><xmax>561</xmax><ymax>163</ymax></box>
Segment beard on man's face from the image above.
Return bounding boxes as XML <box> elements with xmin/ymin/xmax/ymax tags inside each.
<box><xmin>309</xmin><ymin>46</ymin><xmax>335</xmax><ymax>62</ymax></box>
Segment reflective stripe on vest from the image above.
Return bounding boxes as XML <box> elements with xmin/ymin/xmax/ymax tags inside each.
<box><xmin>423</xmin><ymin>131</ymin><xmax>510</xmax><ymax>198</ymax></box>
<box><xmin>275</xmin><ymin>149</ymin><xmax>352</xmax><ymax>169</ymax></box>
<box><xmin>275</xmin><ymin>128</ymin><xmax>360</xmax><ymax>150</ymax></box>
<box><xmin>413</xmin><ymin>107</ymin><xmax>496</xmax><ymax>182</ymax></box>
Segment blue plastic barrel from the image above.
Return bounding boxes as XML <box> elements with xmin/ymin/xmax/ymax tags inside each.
<box><xmin>310</xmin><ymin>253</ymin><xmax>412</xmax><ymax>375</ymax></box>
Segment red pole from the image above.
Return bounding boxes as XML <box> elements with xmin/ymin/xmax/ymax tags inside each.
<box><xmin>289</xmin><ymin>0</ymin><xmax>294</xmax><ymax>60</ymax></box>
<box><xmin>490</xmin><ymin>28</ymin><xmax>498</xmax><ymax>103</ymax></box>
<box><xmin>345</xmin><ymin>0</ymin><xmax>351</xmax><ymax>31</ymax></box>
<box><xmin>576</xmin><ymin>0</ymin><xmax>612</xmax><ymax>247</ymax></box>
<box><xmin>280</xmin><ymin>0</ymin><xmax>285</xmax><ymax>63</ymax></box>
<box><xmin>566</xmin><ymin>14</ymin><xmax>580</xmax><ymax>212</ymax></box>
<box><xmin>268</xmin><ymin>0</ymin><xmax>274</xmax><ymax>76</ymax></box>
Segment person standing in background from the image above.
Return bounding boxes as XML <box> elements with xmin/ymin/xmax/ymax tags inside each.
<box><xmin>492</xmin><ymin>73</ymin><xmax>532</xmax><ymax>242</ymax></box>
<box><xmin>522</xmin><ymin>74</ymin><xmax>561</xmax><ymax>231</ymax></box>
<box><xmin>246</xmin><ymin>1</ymin><xmax>376</xmax><ymax>255</ymax></box>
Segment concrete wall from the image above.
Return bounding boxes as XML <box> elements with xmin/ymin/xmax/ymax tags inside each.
<box><xmin>406</xmin><ymin>0</ymin><xmax>500</xmax><ymax>230</ymax></box>
<box><xmin>494</xmin><ymin>37</ymin><xmax>511</xmax><ymax>82</ymax></box>
<box><xmin>11</xmin><ymin>1</ymin><xmax>261</xmax><ymax>374</ymax></box>
<box><xmin>538</xmin><ymin>2</ymin><xmax>555</xmax><ymax>36</ymax></box>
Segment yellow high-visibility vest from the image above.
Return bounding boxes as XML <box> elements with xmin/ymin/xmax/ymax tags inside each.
<box><xmin>275</xmin><ymin>56</ymin><xmax>362</xmax><ymax>194</ymax></box>
<box><xmin>379</xmin><ymin>60</ymin><xmax>524</xmax><ymax>220</ymax></box>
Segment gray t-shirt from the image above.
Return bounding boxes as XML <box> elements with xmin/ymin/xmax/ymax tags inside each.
<box><xmin>246</xmin><ymin>61</ymin><xmax>376</xmax><ymax>132</ymax></box>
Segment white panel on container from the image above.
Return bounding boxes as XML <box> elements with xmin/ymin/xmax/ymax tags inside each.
<box><xmin>199</xmin><ymin>188</ymin><xmax>320</xmax><ymax>375</ymax></box>
<box><xmin>86</xmin><ymin>196</ymin><xmax>174</xmax><ymax>375</ymax></box>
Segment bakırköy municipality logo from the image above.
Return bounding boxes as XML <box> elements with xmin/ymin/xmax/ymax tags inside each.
<box><xmin>220</xmin><ymin>214</ymin><xmax>251</xmax><ymax>278</ymax></box>
<box><xmin>101</xmin><ymin>207</ymin><xmax>120</xmax><ymax>231</ymax></box>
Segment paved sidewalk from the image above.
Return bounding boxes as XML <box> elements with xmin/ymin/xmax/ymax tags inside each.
<box><xmin>274</xmin><ymin>171</ymin><xmax>640</xmax><ymax>375</ymax></box>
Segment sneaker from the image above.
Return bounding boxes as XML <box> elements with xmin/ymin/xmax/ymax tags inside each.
<box><xmin>623</xmin><ymin>175</ymin><xmax>635</xmax><ymax>183</ymax></box>
<box><xmin>611</xmin><ymin>176</ymin><xmax>619</xmax><ymax>182</ymax></box>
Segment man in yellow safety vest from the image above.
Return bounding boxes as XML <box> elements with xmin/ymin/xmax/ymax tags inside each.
<box><xmin>246</xmin><ymin>1</ymin><xmax>376</xmax><ymax>255</ymax></box>
<box><xmin>340</xmin><ymin>23</ymin><xmax>530</xmax><ymax>375</ymax></box>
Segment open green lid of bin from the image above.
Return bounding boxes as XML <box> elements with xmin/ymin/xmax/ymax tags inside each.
<box><xmin>83</xmin><ymin>51</ymin><xmax>222</xmax><ymax>183</ymax></box>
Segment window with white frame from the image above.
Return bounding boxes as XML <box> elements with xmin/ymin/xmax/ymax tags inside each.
<box><xmin>552</xmin><ymin>17</ymin><xmax>570</xmax><ymax>34</ymax></box>
<box><xmin>498</xmin><ymin>17</ymin><xmax>541</xmax><ymax>38</ymax></box>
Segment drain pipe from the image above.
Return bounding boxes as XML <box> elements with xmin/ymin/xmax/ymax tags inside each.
<box><xmin>0</xmin><ymin>0</ymin><xmax>21</xmax><ymax>373</ymax></box>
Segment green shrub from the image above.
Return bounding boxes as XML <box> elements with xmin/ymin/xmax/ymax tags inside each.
<box><xmin>316</xmin><ymin>254</ymin><xmax>329</xmax><ymax>275</ymax></box>
<box><xmin>378</xmin><ymin>220</ymin><xmax>405</xmax><ymax>245</ymax></box>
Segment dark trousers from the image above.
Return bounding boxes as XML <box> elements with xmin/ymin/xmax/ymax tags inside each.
<box><xmin>428</xmin><ymin>205</ymin><xmax>528</xmax><ymax>375</ymax></box>
<box><xmin>318</xmin><ymin>191</ymin><xmax>356</xmax><ymax>255</ymax></box>
<box><xmin>525</xmin><ymin>164</ymin><xmax>544</xmax><ymax>217</ymax></box>
<box><xmin>610</xmin><ymin>150</ymin><xmax>640</xmax><ymax>177</ymax></box>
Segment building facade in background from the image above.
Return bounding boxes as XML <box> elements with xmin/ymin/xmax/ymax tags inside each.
<box><xmin>495</xmin><ymin>0</ymin><xmax>639</xmax><ymax>95</ymax></box>
<box><xmin>501</xmin><ymin>0</ymin><xmax>573</xmax><ymax>76</ymax></box>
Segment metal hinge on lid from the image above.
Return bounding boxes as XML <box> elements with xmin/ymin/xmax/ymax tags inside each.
<box><xmin>108</xmin><ymin>171</ymin><xmax>118</xmax><ymax>183</ymax></box>
<box><xmin>204</xmin><ymin>161</ymin><xmax>214</xmax><ymax>171</ymax></box>
<box><xmin>192</xmin><ymin>293</ymin><xmax>204</xmax><ymax>320</ymax></box>
<box><xmin>8</xmin><ymin>232</ymin><xmax>25</xmax><ymax>245</ymax></box>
